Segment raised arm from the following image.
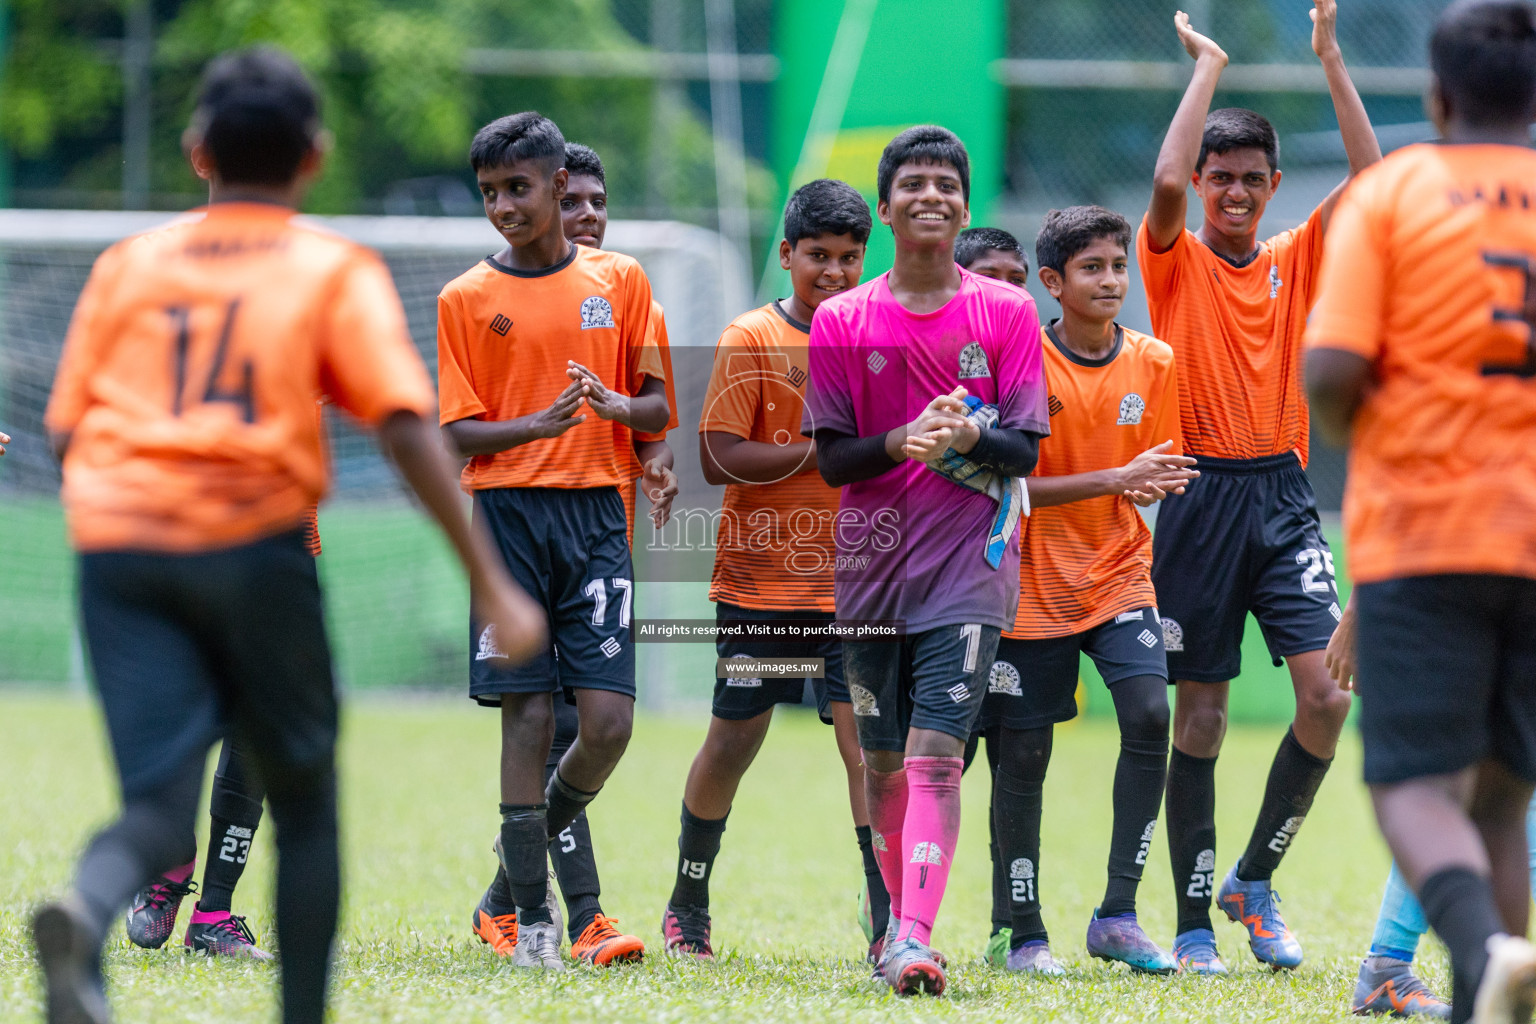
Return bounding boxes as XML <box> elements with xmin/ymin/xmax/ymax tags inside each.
<box><xmin>1312</xmin><ymin>0</ymin><xmax>1383</xmax><ymax>231</ymax></box>
<box><xmin>1146</xmin><ymin>11</ymin><xmax>1230</xmax><ymax>253</ymax></box>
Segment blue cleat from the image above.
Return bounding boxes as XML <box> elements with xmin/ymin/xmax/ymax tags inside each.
<box><xmin>1173</xmin><ymin>928</ymin><xmax>1229</xmax><ymax>976</ymax></box>
<box><xmin>881</xmin><ymin>937</ymin><xmax>946</xmax><ymax>996</ymax></box>
<box><xmin>1005</xmin><ymin>939</ymin><xmax>1066</xmax><ymax>976</ymax></box>
<box><xmin>1086</xmin><ymin>909</ymin><xmax>1176</xmax><ymax>974</ymax></box>
<box><xmin>1217</xmin><ymin>864</ymin><xmax>1303</xmax><ymax>970</ymax></box>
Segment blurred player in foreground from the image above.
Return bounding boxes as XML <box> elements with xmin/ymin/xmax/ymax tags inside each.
<box><xmin>1306</xmin><ymin>3</ymin><xmax>1536</xmax><ymax>1021</ymax></box>
<box><xmin>32</xmin><ymin>48</ymin><xmax>543</xmax><ymax>1024</ymax></box>
<box><xmin>663</xmin><ymin>178</ymin><xmax>880</xmax><ymax>960</ymax></box>
<box><xmin>1139</xmin><ymin>0</ymin><xmax>1380</xmax><ymax>974</ymax></box>
<box><xmin>979</xmin><ymin>207</ymin><xmax>1193</xmax><ymax>976</ymax></box>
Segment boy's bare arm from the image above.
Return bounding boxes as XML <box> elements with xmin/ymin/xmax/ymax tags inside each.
<box><xmin>443</xmin><ymin>378</ymin><xmax>589</xmax><ymax>458</ymax></box>
<box><xmin>1147</xmin><ymin>11</ymin><xmax>1229</xmax><ymax>252</ymax></box>
<box><xmin>700</xmin><ymin>432</ymin><xmax>816</xmax><ymax>486</ymax></box>
<box><xmin>1313</xmin><ymin>0</ymin><xmax>1383</xmax><ymax>230</ymax></box>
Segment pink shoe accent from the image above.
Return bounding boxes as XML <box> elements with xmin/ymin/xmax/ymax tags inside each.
<box><xmin>189</xmin><ymin>905</ymin><xmax>231</xmax><ymax>926</ymax></box>
<box><xmin>865</xmin><ymin>766</ymin><xmax>909</xmax><ymax>923</ymax></box>
<box><xmin>166</xmin><ymin>860</ymin><xmax>195</xmax><ymax>884</ymax></box>
<box><xmin>897</xmin><ymin>756</ymin><xmax>963</xmax><ymax>948</ymax></box>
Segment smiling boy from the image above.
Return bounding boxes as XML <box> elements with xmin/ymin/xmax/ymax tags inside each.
<box><xmin>438</xmin><ymin>112</ymin><xmax>670</xmax><ymax>969</ymax></box>
<box><xmin>804</xmin><ymin>126</ymin><xmax>1049</xmax><ymax>996</ymax></box>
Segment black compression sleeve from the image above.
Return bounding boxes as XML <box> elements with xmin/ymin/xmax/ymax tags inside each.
<box><xmin>813</xmin><ymin>429</ymin><xmax>900</xmax><ymax>487</ymax></box>
<box><xmin>967</xmin><ymin>427</ymin><xmax>1043</xmax><ymax>478</ymax></box>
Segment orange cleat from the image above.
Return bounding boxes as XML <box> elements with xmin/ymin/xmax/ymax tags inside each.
<box><xmin>472</xmin><ymin>889</ymin><xmax>519</xmax><ymax>957</ymax></box>
<box><xmin>571</xmin><ymin>914</ymin><xmax>645</xmax><ymax>965</ymax></box>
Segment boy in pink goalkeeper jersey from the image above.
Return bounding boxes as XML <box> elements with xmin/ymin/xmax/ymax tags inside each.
<box><xmin>803</xmin><ymin>125</ymin><xmax>1049</xmax><ymax>997</ymax></box>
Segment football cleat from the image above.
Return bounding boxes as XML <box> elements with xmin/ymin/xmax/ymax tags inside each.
<box><xmin>985</xmin><ymin>927</ymin><xmax>1013</xmax><ymax>968</ymax></box>
<box><xmin>1217</xmin><ymin>865</ymin><xmax>1303</xmax><ymax>970</ymax></box>
<box><xmin>1472</xmin><ymin>934</ymin><xmax>1536</xmax><ymax>1024</ymax></box>
<box><xmin>184</xmin><ymin>909</ymin><xmax>272</xmax><ymax>961</ymax></box>
<box><xmin>1351</xmin><ymin>955</ymin><xmax>1450</xmax><ymax>1019</ymax></box>
<box><xmin>1173</xmin><ymin>928</ymin><xmax>1229</xmax><ymax>976</ymax></box>
<box><xmin>571</xmin><ymin>914</ymin><xmax>644</xmax><ymax>965</ymax></box>
<box><xmin>1087</xmin><ymin>909</ymin><xmax>1176</xmax><ymax>974</ymax></box>
<box><xmin>1005</xmin><ymin>939</ymin><xmax>1066</xmax><ymax>976</ymax></box>
<box><xmin>125</xmin><ymin>870</ymin><xmax>197</xmax><ymax>950</ymax></box>
<box><xmin>510</xmin><ymin>920</ymin><xmax>565</xmax><ymax>970</ymax></box>
<box><xmin>661</xmin><ymin>903</ymin><xmax>713</xmax><ymax>959</ymax></box>
<box><xmin>882</xmin><ymin>937</ymin><xmax>947</xmax><ymax>996</ymax></box>
<box><xmin>33</xmin><ymin>897</ymin><xmax>109</xmax><ymax>1024</ymax></box>
<box><xmin>471</xmin><ymin>887</ymin><xmax>519</xmax><ymax>957</ymax></box>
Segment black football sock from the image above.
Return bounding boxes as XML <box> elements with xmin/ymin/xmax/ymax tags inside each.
<box><xmin>486</xmin><ymin>864</ymin><xmax>518</xmax><ymax>914</ymax></box>
<box><xmin>199</xmin><ymin>740</ymin><xmax>266</xmax><ymax>914</ymax></box>
<box><xmin>1420</xmin><ymin>867</ymin><xmax>1504</xmax><ymax>1024</ymax></box>
<box><xmin>549</xmin><ymin>809</ymin><xmax>603</xmax><ymax>943</ymax></box>
<box><xmin>855</xmin><ymin>825</ymin><xmax>891</xmax><ymax>938</ymax></box>
<box><xmin>1167</xmin><ymin>746</ymin><xmax>1218</xmax><ymax>935</ymax></box>
<box><xmin>670</xmin><ymin>803</ymin><xmax>728</xmax><ymax>909</ymax></box>
<box><xmin>266</xmin><ymin>764</ymin><xmax>340</xmax><ymax>1024</ymax></box>
<box><xmin>545</xmin><ymin>769</ymin><xmax>600</xmax><ymax>837</ymax></box>
<box><xmin>1101</xmin><ymin>676</ymin><xmax>1169</xmax><ymax>917</ymax></box>
<box><xmin>983</xmin><ymin>730</ymin><xmax>1009</xmax><ymax>936</ymax></box>
<box><xmin>994</xmin><ymin>726</ymin><xmax>1052</xmax><ymax>947</ymax></box>
<box><xmin>1236</xmin><ymin>727</ymin><xmax>1331</xmax><ymax>883</ymax></box>
<box><xmin>499</xmin><ymin>803</ymin><xmax>553</xmax><ymax>927</ymax></box>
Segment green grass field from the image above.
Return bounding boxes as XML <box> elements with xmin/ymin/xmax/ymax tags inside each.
<box><xmin>0</xmin><ymin>692</ymin><xmax>1438</xmax><ymax>1023</ymax></box>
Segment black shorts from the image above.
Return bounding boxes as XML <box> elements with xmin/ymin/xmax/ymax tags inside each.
<box><xmin>78</xmin><ymin>529</ymin><xmax>338</xmax><ymax>801</ymax></box>
<box><xmin>470</xmin><ymin>487</ymin><xmax>635</xmax><ymax>705</ymax></box>
<box><xmin>1151</xmin><ymin>453</ymin><xmax>1341</xmax><ymax>683</ymax></box>
<box><xmin>977</xmin><ymin>607</ymin><xmax>1168</xmax><ymax>732</ymax></box>
<box><xmin>712</xmin><ymin>603</ymin><xmax>849</xmax><ymax>724</ymax></box>
<box><xmin>844</xmin><ymin>623</ymin><xmax>1001</xmax><ymax>752</ymax></box>
<box><xmin>1356</xmin><ymin>574</ymin><xmax>1536</xmax><ymax>785</ymax></box>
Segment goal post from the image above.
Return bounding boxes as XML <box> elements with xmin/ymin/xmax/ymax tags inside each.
<box><xmin>0</xmin><ymin>210</ymin><xmax>745</xmax><ymax>706</ymax></box>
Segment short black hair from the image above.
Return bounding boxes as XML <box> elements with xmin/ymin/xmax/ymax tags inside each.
<box><xmin>784</xmin><ymin>179</ymin><xmax>872</xmax><ymax>246</ymax></box>
<box><xmin>1431</xmin><ymin>0</ymin><xmax>1536</xmax><ymax>126</ymax></box>
<box><xmin>1196</xmin><ymin>108</ymin><xmax>1280</xmax><ymax>174</ymax></box>
<box><xmin>876</xmin><ymin>125</ymin><xmax>971</xmax><ymax>205</ymax></box>
<box><xmin>955</xmin><ymin>227</ymin><xmax>1027</xmax><ymax>270</ymax></box>
<box><xmin>563</xmin><ymin>142</ymin><xmax>605</xmax><ymax>186</ymax></box>
<box><xmin>1034</xmin><ymin>206</ymin><xmax>1133</xmax><ymax>275</ymax></box>
<box><xmin>470</xmin><ymin>112</ymin><xmax>565</xmax><ymax>175</ymax></box>
<box><xmin>190</xmin><ymin>48</ymin><xmax>320</xmax><ymax>187</ymax></box>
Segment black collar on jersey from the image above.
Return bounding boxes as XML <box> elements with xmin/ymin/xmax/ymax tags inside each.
<box><xmin>1045</xmin><ymin>320</ymin><xmax>1123</xmax><ymax>368</ymax></box>
<box><xmin>772</xmin><ymin>299</ymin><xmax>812</xmax><ymax>335</ymax></box>
<box><xmin>1203</xmin><ymin>240</ymin><xmax>1263</xmax><ymax>269</ymax></box>
<box><xmin>483</xmin><ymin>242</ymin><xmax>578</xmax><ymax>279</ymax></box>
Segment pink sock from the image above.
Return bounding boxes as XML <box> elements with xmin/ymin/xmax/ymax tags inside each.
<box><xmin>865</xmin><ymin>766</ymin><xmax>909</xmax><ymax>927</ymax></box>
<box><xmin>189</xmin><ymin>905</ymin><xmax>229</xmax><ymax>925</ymax></box>
<box><xmin>166</xmin><ymin>860</ymin><xmax>195</xmax><ymax>884</ymax></box>
<box><xmin>898</xmin><ymin>756</ymin><xmax>963</xmax><ymax>947</ymax></box>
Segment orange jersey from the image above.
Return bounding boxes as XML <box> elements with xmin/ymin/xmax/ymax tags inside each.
<box><xmin>45</xmin><ymin>203</ymin><xmax>434</xmax><ymax>554</ymax></box>
<box><xmin>701</xmin><ymin>301</ymin><xmax>837</xmax><ymax>612</ymax></box>
<box><xmin>436</xmin><ymin>244</ymin><xmax>663</xmax><ymax>491</ymax></box>
<box><xmin>303</xmin><ymin>505</ymin><xmax>322</xmax><ymax>557</ymax></box>
<box><xmin>1009</xmin><ymin>324</ymin><xmax>1181</xmax><ymax>639</ymax></box>
<box><xmin>623</xmin><ymin>301</ymin><xmax>680</xmax><ymax>543</ymax></box>
<box><xmin>1306</xmin><ymin>143</ymin><xmax>1536</xmax><ymax>584</ymax></box>
<box><xmin>1137</xmin><ymin>207</ymin><xmax>1324</xmax><ymax>465</ymax></box>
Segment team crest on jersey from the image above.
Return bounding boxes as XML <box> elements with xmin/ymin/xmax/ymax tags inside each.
<box><xmin>850</xmin><ymin>683</ymin><xmax>880</xmax><ymax>717</ymax></box>
<box><xmin>958</xmin><ymin>342</ymin><xmax>992</xmax><ymax>379</ymax></box>
<box><xmin>1117</xmin><ymin>393</ymin><xmax>1145</xmax><ymax>426</ymax></box>
<box><xmin>1162</xmin><ymin>617</ymin><xmax>1184</xmax><ymax>652</ymax></box>
<box><xmin>1010</xmin><ymin>858</ymin><xmax>1035</xmax><ymax>881</ymax></box>
<box><xmin>1269</xmin><ymin>265</ymin><xmax>1283</xmax><ymax>299</ymax></box>
<box><xmin>475</xmin><ymin>624</ymin><xmax>507</xmax><ymax>661</ymax></box>
<box><xmin>580</xmin><ymin>295</ymin><xmax>615</xmax><ymax>329</ymax></box>
<box><xmin>988</xmin><ymin>660</ymin><xmax>1022</xmax><ymax>697</ymax></box>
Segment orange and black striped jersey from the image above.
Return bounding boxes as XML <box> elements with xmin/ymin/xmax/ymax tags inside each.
<box><xmin>436</xmin><ymin>243</ymin><xmax>664</xmax><ymax>491</ymax></box>
<box><xmin>1137</xmin><ymin>207</ymin><xmax>1323</xmax><ymax>466</ymax></box>
<box><xmin>45</xmin><ymin>203</ymin><xmax>435</xmax><ymax>554</ymax></box>
<box><xmin>1306</xmin><ymin>143</ymin><xmax>1536</xmax><ymax>584</ymax></box>
<box><xmin>701</xmin><ymin>301</ymin><xmax>837</xmax><ymax>613</ymax></box>
<box><xmin>1009</xmin><ymin>324</ymin><xmax>1181</xmax><ymax>638</ymax></box>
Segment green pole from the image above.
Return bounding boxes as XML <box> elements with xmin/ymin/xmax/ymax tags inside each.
<box><xmin>0</xmin><ymin>0</ymin><xmax>11</xmax><ymax>209</ymax></box>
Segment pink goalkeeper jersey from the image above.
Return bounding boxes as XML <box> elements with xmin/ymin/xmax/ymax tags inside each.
<box><xmin>803</xmin><ymin>268</ymin><xmax>1049</xmax><ymax>632</ymax></box>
